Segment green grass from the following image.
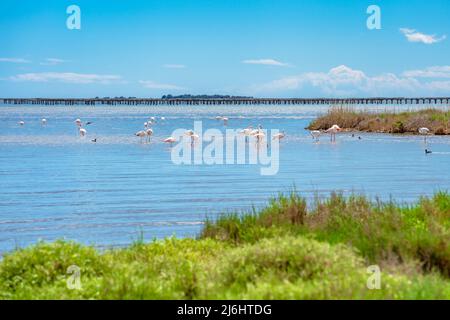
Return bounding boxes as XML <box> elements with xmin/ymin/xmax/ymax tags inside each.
<box><xmin>202</xmin><ymin>192</ymin><xmax>450</xmax><ymax>277</ymax></box>
<box><xmin>0</xmin><ymin>192</ymin><xmax>449</xmax><ymax>299</ymax></box>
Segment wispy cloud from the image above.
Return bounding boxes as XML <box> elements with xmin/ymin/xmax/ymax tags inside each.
<box><xmin>402</xmin><ymin>66</ymin><xmax>450</xmax><ymax>78</ymax></box>
<box><xmin>163</xmin><ymin>64</ymin><xmax>186</xmax><ymax>69</ymax></box>
<box><xmin>242</xmin><ymin>59</ymin><xmax>289</xmax><ymax>66</ymax></box>
<box><xmin>256</xmin><ymin>65</ymin><xmax>371</xmax><ymax>95</ymax></box>
<box><xmin>139</xmin><ymin>80</ymin><xmax>185</xmax><ymax>90</ymax></box>
<box><xmin>252</xmin><ymin>65</ymin><xmax>450</xmax><ymax>96</ymax></box>
<box><xmin>400</xmin><ymin>28</ymin><xmax>446</xmax><ymax>44</ymax></box>
<box><xmin>425</xmin><ymin>81</ymin><xmax>450</xmax><ymax>91</ymax></box>
<box><xmin>40</xmin><ymin>58</ymin><xmax>68</xmax><ymax>66</ymax></box>
<box><xmin>10</xmin><ymin>72</ymin><xmax>122</xmax><ymax>84</ymax></box>
<box><xmin>0</xmin><ymin>58</ymin><xmax>31</xmax><ymax>63</ymax></box>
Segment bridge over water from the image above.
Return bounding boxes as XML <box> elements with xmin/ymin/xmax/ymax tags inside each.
<box><xmin>1</xmin><ymin>97</ymin><xmax>450</xmax><ymax>106</ymax></box>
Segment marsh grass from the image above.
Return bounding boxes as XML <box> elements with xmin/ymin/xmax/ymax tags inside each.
<box><xmin>0</xmin><ymin>192</ymin><xmax>449</xmax><ymax>299</ymax></box>
<box><xmin>307</xmin><ymin>106</ymin><xmax>450</xmax><ymax>134</ymax></box>
<box><xmin>202</xmin><ymin>192</ymin><xmax>450</xmax><ymax>278</ymax></box>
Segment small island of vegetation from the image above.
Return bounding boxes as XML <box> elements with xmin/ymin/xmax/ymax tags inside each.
<box><xmin>308</xmin><ymin>107</ymin><xmax>450</xmax><ymax>135</ymax></box>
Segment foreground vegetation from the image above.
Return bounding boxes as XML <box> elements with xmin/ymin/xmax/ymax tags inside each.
<box><xmin>0</xmin><ymin>192</ymin><xmax>449</xmax><ymax>299</ymax></box>
<box><xmin>307</xmin><ymin>106</ymin><xmax>450</xmax><ymax>134</ymax></box>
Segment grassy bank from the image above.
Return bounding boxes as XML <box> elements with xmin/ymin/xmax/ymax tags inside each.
<box><xmin>0</xmin><ymin>192</ymin><xmax>449</xmax><ymax>299</ymax></box>
<box><xmin>307</xmin><ymin>106</ymin><xmax>450</xmax><ymax>134</ymax></box>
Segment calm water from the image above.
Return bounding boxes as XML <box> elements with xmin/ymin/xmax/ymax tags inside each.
<box><xmin>1</xmin><ymin>104</ymin><xmax>449</xmax><ymax>253</ymax></box>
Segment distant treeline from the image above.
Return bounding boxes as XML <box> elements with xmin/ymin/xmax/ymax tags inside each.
<box><xmin>161</xmin><ymin>94</ymin><xmax>254</xmax><ymax>99</ymax></box>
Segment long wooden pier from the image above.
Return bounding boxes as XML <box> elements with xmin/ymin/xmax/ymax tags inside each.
<box><xmin>1</xmin><ymin>97</ymin><xmax>450</xmax><ymax>106</ymax></box>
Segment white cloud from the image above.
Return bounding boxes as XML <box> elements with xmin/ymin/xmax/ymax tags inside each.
<box><xmin>10</xmin><ymin>72</ymin><xmax>122</xmax><ymax>84</ymax></box>
<box><xmin>40</xmin><ymin>58</ymin><xmax>68</xmax><ymax>66</ymax></box>
<box><xmin>365</xmin><ymin>73</ymin><xmax>421</xmax><ymax>96</ymax></box>
<box><xmin>400</xmin><ymin>28</ymin><xmax>446</xmax><ymax>44</ymax></box>
<box><xmin>139</xmin><ymin>80</ymin><xmax>185</xmax><ymax>90</ymax></box>
<box><xmin>402</xmin><ymin>66</ymin><xmax>450</xmax><ymax>78</ymax></box>
<box><xmin>425</xmin><ymin>81</ymin><xmax>450</xmax><ymax>91</ymax></box>
<box><xmin>257</xmin><ymin>65</ymin><xmax>369</xmax><ymax>95</ymax></box>
<box><xmin>242</xmin><ymin>59</ymin><xmax>289</xmax><ymax>66</ymax></box>
<box><xmin>260</xmin><ymin>77</ymin><xmax>303</xmax><ymax>91</ymax></box>
<box><xmin>163</xmin><ymin>64</ymin><xmax>186</xmax><ymax>69</ymax></box>
<box><xmin>0</xmin><ymin>58</ymin><xmax>31</xmax><ymax>63</ymax></box>
<box><xmin>254</xmin><ymin>65</ymin><xmax>450</xmax><ymax>96</ymax></box>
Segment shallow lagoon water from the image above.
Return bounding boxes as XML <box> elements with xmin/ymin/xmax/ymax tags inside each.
<box><xmin>0</xmin><ymin>104</ymin><xmax>449</xmax><ymax>253</ymax></box>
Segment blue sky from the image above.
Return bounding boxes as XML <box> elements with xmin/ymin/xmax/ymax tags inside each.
<box><xmin>0</xmin><ymin>0</ymin><xmax>449</xmax><ymax>98</ymax></box>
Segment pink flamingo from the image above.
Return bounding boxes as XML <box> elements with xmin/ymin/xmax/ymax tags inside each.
<box><xmin>163</xmin><ymin>136</ymin><xmax>176</xmax><ymax>146</ymax></box>
<box><xmin>272</xmin><ymin>131</ymin><xmax>285</xmax><ymax>140</ymax></box>
<box><xmin>239</xmin><ymin>126</ymin><xmax>253</xmax><ymax>143</ymax></box>
<box><xmin>135</xmin><ymin>130</ymin><xmax>147</xmax><ymax>143</ymax></box>
<box><xmin>326</xmin><ymin>124</ymin><xmax>342</xmax><ymax>142</ymax></box>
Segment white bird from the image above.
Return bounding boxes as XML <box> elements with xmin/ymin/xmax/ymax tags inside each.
<box><xmin>253</xmin><ymin>131</ymin><xmax>266</xmax><ymax>143</ymax></box>
<box><xmin>163</xmin><ymin>136</ymin><xmax>176</xmax><ymax>146</ymax></box>
<box><xmin>144</xmin><ymin>122</ymin><xmax>148</xmax><ymax>129</ymax></box>
<box><xmin>79</xmin><ymin>128</ymin><xmax>87</xmax><ymax>137</ymax></box>
<box><xmin>215</xmin><ymin>116</ymin><xmax>228</xmax><ymax>125</ymax></box>
<box><xmin>135</xmin><ymin>130</ymin><xmax>147</xmax><ymax>143</ymax></box>
<box><xmin>249</xmin><ymin>124</ymin><xmax>263</xmax><ymax>136</ymax></box>
<box><xmin>272</xmin><ymin>131</ymin><xmax>285</xmax><ymax>140</ymax></box>
<box><xmin>160</xmin><ymin>117</ymin><xmax>166</xmax><ymax>121</ymax></box>
<box><xmin>310</xmin><ymin>130</ymin><xmax>321</xmax><ymax>142</ymax></box>
<box><xmin>74</xmin><ymin>119</ymin><xmax>82</xmax><ymax>127</ymax></box>
<box><xmin>41</xmin><ymin>118</ymin><xmax>47</xmax><ymax>125</ymax></box>
<box><xmin>239</xmin><ymin>126</ymin><xmax>253</xmax><ymax>135</ymax></box>
<box><xmin>18</xmin><ymin>121</ymin><xmax>25</xmax><ymax>126</ymax></box>
<box><xmin>239</xmin><ymin>126</ymin><xmax>253</xmax><ymax>143</ymax></box>
<box><xmin>253</xmin><ymin>131</ymin><xmax>265</xmax><ymax>137</ymax></box>
<box><xmin>326</xmin><ymin>124</ymin><xmax>342</xmax><ymax>142</ymax></box>
<box><xmin>185</xmin><ymin>130</ymin><xmax>199</xmax><ymax>145</ymax></box>
<box><xmin>419</xmin><ymin>127</ymin><xmax>430</xmax><ymax>143</ymax></box>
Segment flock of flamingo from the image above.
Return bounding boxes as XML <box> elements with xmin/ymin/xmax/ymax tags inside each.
<box><xmin>16</xmin><ymin>118</ymin><xmax>433</xmax><ymax>147</ymax></box>
<box><xmin>138</xmin><ymin>117</ymin><xmax>287</xmax><ymax>146</ymax></box>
